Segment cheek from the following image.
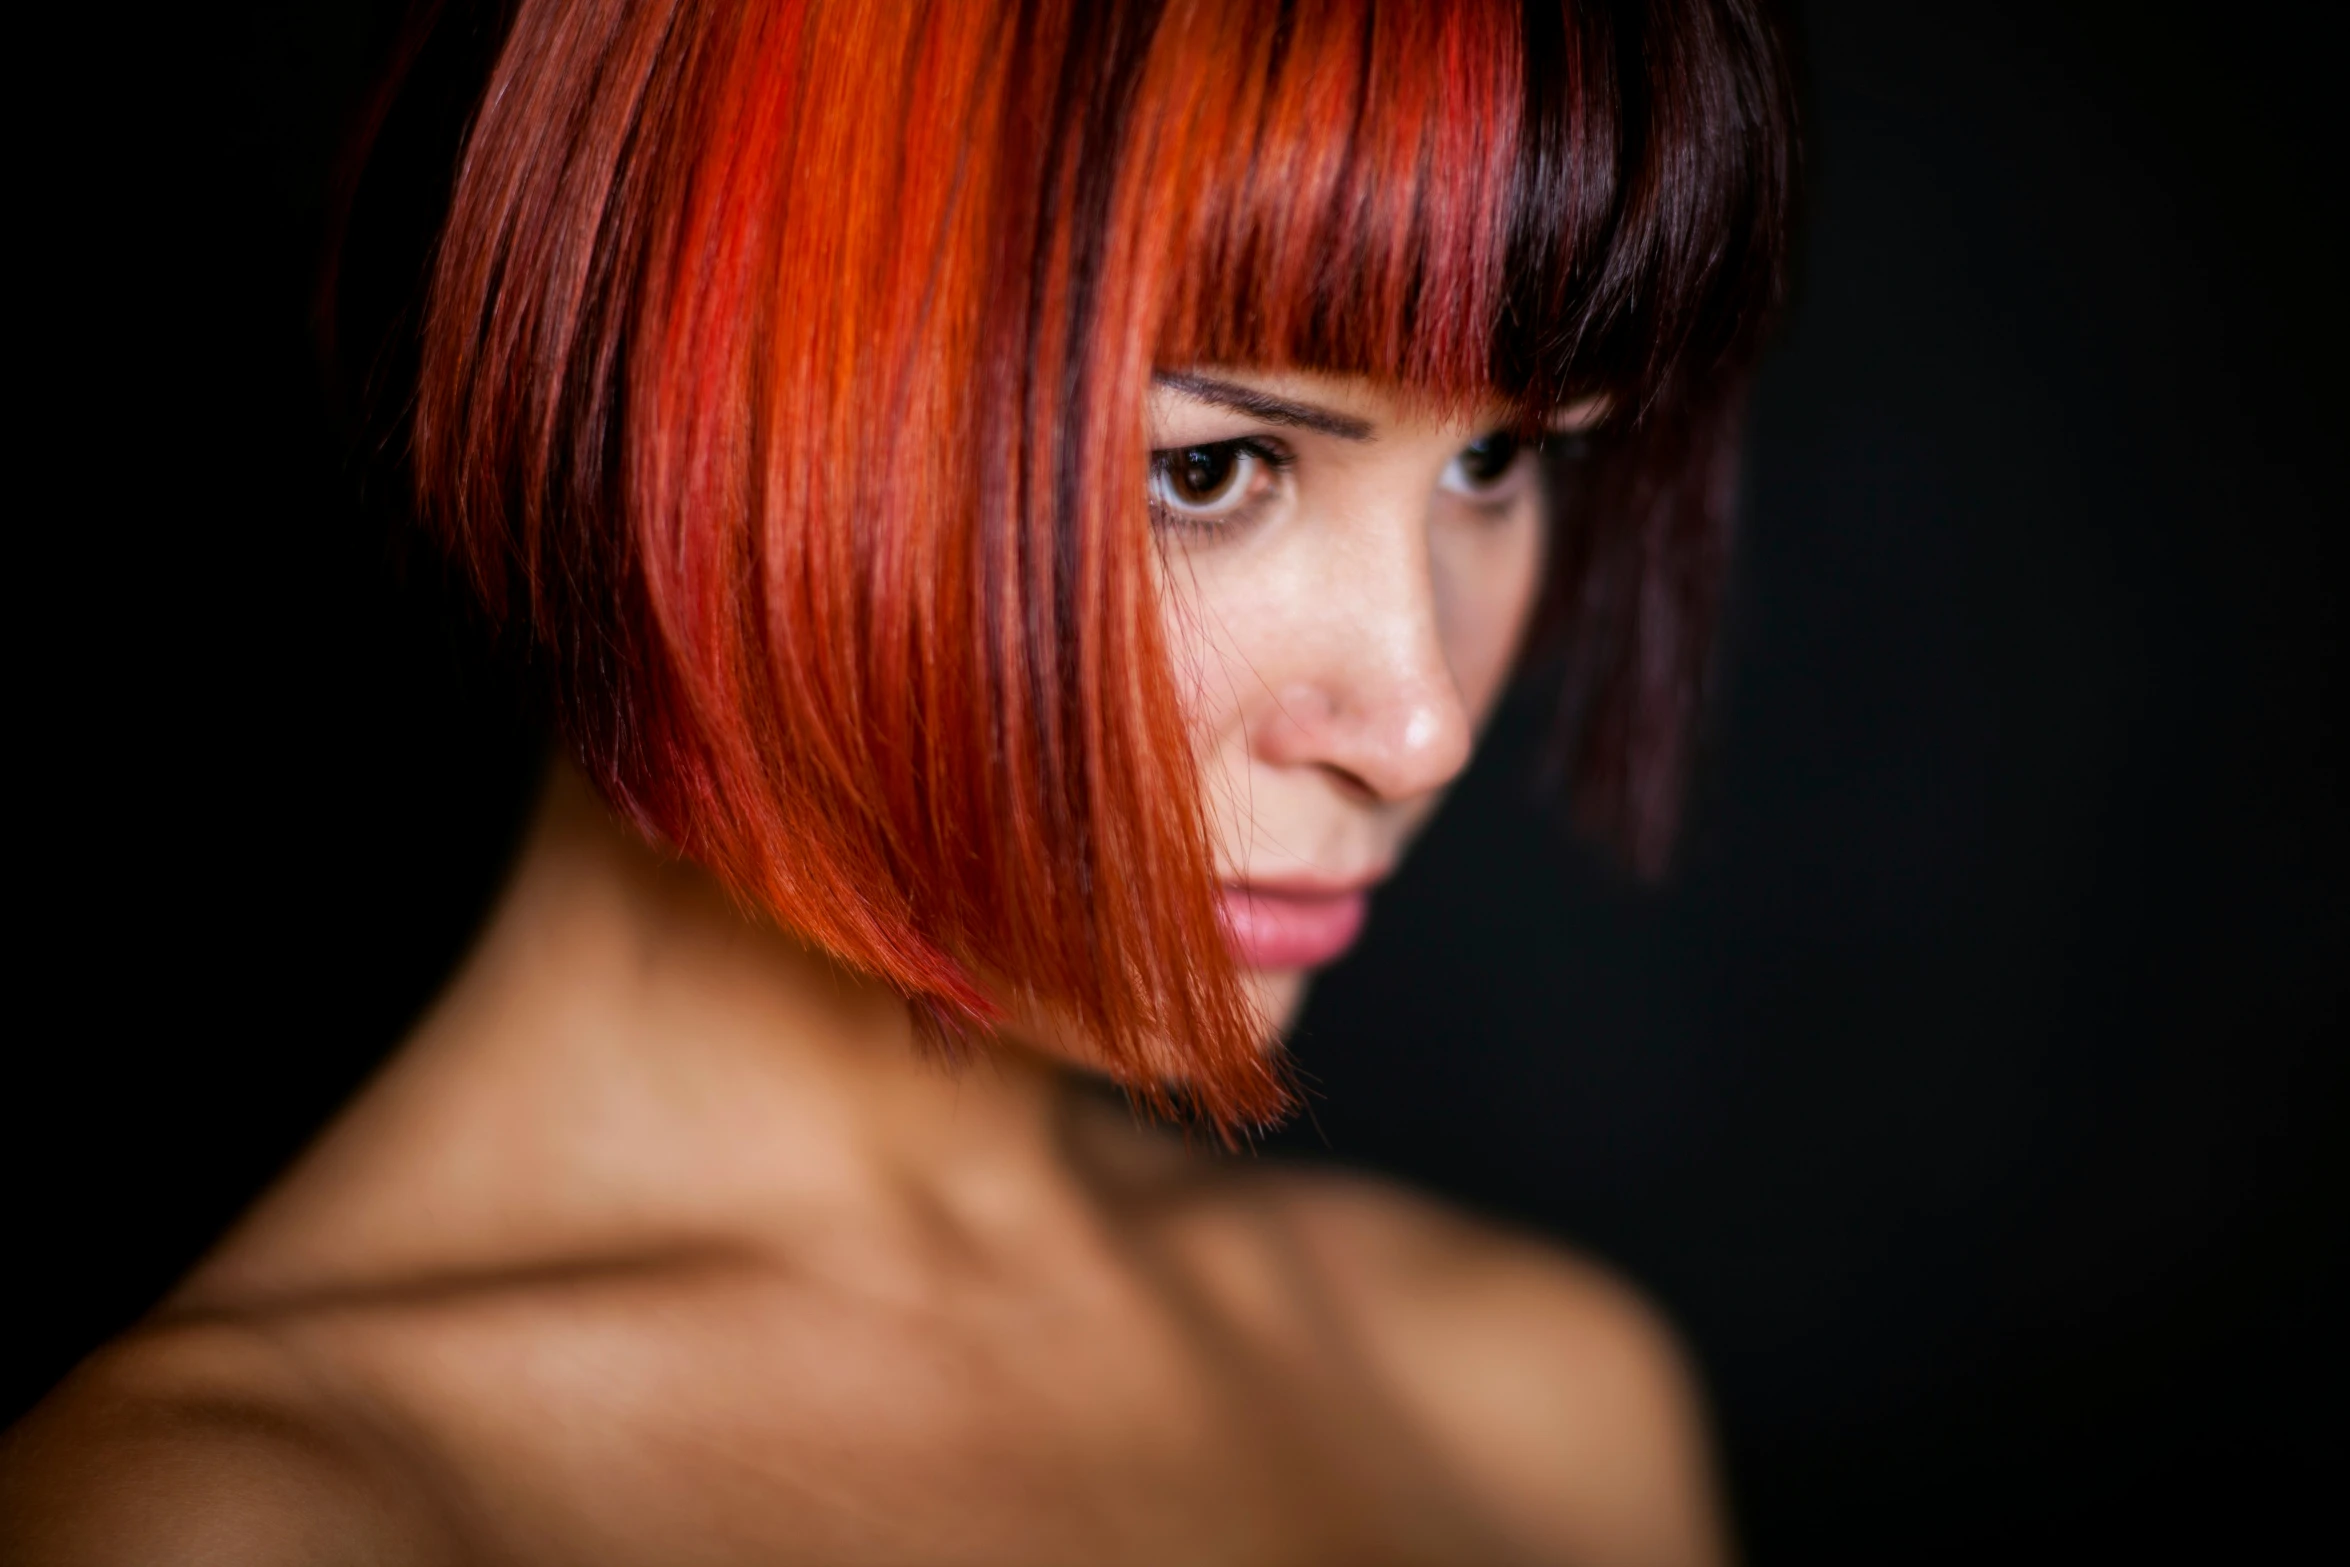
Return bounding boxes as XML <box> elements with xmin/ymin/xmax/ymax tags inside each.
<box><xmin>1153</xmin><ymin>532</ymin><xmax>1295</xmax><ymax>772</ymax></box>
<box><xmin>1152</xmin><ymin>535</ymin><xmax>1261</xmax><ymax>729</ymax></box>
<box><xmin>1150</xmin><ymin>541</ymin><xmax>1263</xmax><ymax>866</ymax></box>
<box><xmin>1434</xmin><ymin>507</ymin><xmax>1547</xmax><ymax>725</ymax></box>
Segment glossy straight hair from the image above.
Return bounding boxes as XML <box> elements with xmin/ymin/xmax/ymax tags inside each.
<box><xmin>379</xmin><ymin>0</ymin><xmax>1796</xmax><ymax>1130</ymax></box>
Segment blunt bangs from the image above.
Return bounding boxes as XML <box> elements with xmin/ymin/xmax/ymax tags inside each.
<box><xmin>384</xmin><ymin>0</ymin><xmax>1794</xmax><ymax>1134</ymax></box>
<box><xmin>1133</xmin><ymin>0</ymin><xmax>1793</xmax><ymax>419</ymax></box>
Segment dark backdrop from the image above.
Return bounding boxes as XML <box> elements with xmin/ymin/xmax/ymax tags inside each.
<box><xmin>15</xmin><ymin>3</ymin><xmax>2342</xmax><ymax>1561</ymax></box>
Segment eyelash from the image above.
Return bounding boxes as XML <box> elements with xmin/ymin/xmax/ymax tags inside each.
<box><xmin>1145</xmin><ymin>436</ymin><xmax>1295</xmax><ymax>531</ymax></box>
<box><xmin>1146</xmin><ymin>426</ymin><xmax>1574</xmax><ymax>533</ymax></box>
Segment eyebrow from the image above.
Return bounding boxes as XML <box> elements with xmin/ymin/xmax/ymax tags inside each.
<box><xmin>1150</xmin><ymin>371</ymin><xmax>1377</xmax><ymax>442</ymax></box>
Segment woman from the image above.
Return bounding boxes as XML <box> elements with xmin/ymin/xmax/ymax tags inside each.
<box><xmin>4</xmin><ymin>0</ymin><xmax>1794</xmax><ymax>1560</ymax></box>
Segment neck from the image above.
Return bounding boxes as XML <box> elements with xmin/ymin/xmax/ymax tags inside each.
<box><xmin>187</xmin><ymin>763</ymin><xmax>1115</xmax><ymax>1307</ymax></box>
<box><xmin>511</xmin><ymin>762</ymin><xmax>1082</xmax><ymax>1190</ymax></box>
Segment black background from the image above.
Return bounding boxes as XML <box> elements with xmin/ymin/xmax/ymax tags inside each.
<box><xmin>13</xmin><ymin>3</ymin><xmax>2342</xmax><ymax>1561</ymax></box>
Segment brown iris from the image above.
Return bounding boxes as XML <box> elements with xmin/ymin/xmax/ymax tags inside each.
<box><xmin>1163</xmin><ymin>444</ymin><xmax>1248</xmax><ymax>509</ymax></box>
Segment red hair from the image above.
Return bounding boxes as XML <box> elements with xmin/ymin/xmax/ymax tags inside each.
<box><xmin>366</xmin><ymin>0</ymin><xmax>1794</xmax><ymax>1131</ymax></box>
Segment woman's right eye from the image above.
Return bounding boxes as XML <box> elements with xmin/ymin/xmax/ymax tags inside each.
<box><xmin>1149</xmin><ymin>439</ymin><xmax>1284</xmax><ymax>525</ymax></box>
<box><xmin>1437</xmin><ymin>429</ymin><xmax>1532</xmax><ymax>499</ymax></box>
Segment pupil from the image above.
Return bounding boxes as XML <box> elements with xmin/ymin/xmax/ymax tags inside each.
<box><xmin>1178</xmin><ymin>446</ymin><xmax>1235</xmax><ymax>502</ymax></box>
<box><xmin>1462</xmin><ymin>432</ymin><xmax>1520</xmax><ymax>485</ymax></box>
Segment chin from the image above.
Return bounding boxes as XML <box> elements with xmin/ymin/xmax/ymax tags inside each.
<box><xmin>1246</xmin><ymin>968</ymin><xmax>1314</xmax><ymax>1044</ymax></box>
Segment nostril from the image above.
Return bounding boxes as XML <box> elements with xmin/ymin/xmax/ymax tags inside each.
<box><xmin>1316</xmin><ymin>761</ymin><xmax>1383</xmax><ymax>805</ymax></box>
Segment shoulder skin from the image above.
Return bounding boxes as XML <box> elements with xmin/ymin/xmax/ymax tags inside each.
<box><xmin>1</xmin><ymin>1318</ymin><xmax>459</xmax><ymax>1567</ymax></box>
<box><xmin>1261</xmin><ymin>1165</ymin><xmax>1734</xmax><ymax>1567</ymax></box>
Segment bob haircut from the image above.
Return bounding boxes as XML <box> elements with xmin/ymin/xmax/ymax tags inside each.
<box><xmin>365</xmin><ymin>0</ymin><xmax>1795</xmax><ymax>1131</ymax></box>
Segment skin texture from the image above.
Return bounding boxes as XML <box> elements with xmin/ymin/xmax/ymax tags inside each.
<box><xmin>2</xmin><ymin>372</ymin><xmax>1728</xmax><ymax>1565</ymax></box>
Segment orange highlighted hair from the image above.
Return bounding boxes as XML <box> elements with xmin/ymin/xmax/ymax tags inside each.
<box><xmin>361</xmin><ymin>0</ymin><xmax>1794</xmax><ymax>1130</ymax></box>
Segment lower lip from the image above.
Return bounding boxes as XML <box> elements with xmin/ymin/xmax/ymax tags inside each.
<box><xmin>1218</xmin><ymin>886</ymin><xmax>1371</xmax><ymax>971</ymax></box>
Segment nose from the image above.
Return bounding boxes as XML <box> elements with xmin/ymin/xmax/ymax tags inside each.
<box><xmin>1250</xmin><ymin>530</ymin><xmax>1475</xmax><ymax>804</ymax></box>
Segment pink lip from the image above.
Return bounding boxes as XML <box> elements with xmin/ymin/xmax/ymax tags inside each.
<box><xmin>1217</xmin><ymin>881</ymin><xmax>1376</xmax><ymax>971</ymax></box>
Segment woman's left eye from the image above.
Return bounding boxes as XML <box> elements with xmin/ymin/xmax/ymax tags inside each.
<box><xmin>1439</xmin><ymin>430</ymin><xmax>1529</xmax><ymax>497</ymax></box>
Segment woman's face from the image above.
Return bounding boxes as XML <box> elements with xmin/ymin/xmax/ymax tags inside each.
<box><xmin>1148</xmin><ymin>368</ymin><xmax>1574</xmax><ymax>1034</ymax></box>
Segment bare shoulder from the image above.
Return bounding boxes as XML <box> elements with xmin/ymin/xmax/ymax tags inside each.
<box><xmin>1254</xmin><ymin>1162</ymin><xmax>1732</xmax><ymax>1567</ymax></box>
<box><xmin>0</xmin><ymin>1317</ymin><xmax>456</xmax><ymax>1567</ymax></box>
